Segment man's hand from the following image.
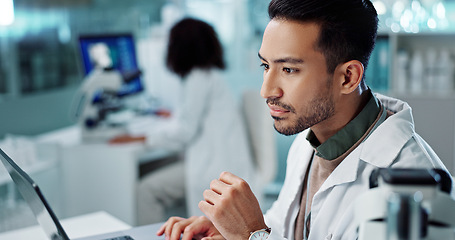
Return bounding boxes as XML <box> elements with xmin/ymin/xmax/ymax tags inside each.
<box><xmin>108</xmin><ymin>134</ymin><xmax>146</xmax><ymax>144</ymax></box>
<box><xmin>156</xmin><ymin>216</ymin><xmax>225</xmax><ymax>240</ymax></box>
<box><xmin>199</xmin><ymin>172</ymin><xmax>267</xmax><ymax>239</ymax></box>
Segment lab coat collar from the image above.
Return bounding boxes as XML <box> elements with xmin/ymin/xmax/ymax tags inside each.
<box><xmin>317</xmin><ymin>94</ymin><xmax>415</xmax><ymax>193</ymax></box>
<box><xmin>359</xmin><ymin>93</ymin><xmax>415</xmax><ymax>167</ymax></box>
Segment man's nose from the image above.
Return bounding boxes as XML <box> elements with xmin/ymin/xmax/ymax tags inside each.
<box><xmin>261</xmin><ymin>69</ymin><xmax>283</xmax><ymax>99</ymax></box>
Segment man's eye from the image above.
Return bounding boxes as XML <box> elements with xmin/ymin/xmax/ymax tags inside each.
<box><xmin>283</xmin><ymin>67</ymin><xmax>298</xmax><ymax>73</ymax></box>
<box><xmin>260</xmin><ymin>63</ymin><xmax>269</xmax><ymax>70</ymax></box>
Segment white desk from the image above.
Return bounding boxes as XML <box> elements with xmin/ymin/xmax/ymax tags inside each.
<box><xmin>0</xmin><ymin>211</ymin><xmax>131</xmax><ymax>240</ymax></box>
<box><xmin>36</xmin><ymin>125</ymin><xmax>182</xmax><ymax>226</ymax></box>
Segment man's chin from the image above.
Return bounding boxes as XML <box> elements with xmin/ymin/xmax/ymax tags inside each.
<box><xmin>273</xmin><ymin>118</ymin><xmax>308</xmax><ymax>136</ymax></box>
<box><xmin>273</xmin><ymin>123</ymin><xmax>298</xmax><ymax>136</ymax></box>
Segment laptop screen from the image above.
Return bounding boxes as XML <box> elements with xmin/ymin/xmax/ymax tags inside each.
<box><xmin>0</xmin><ymin>148</ymin><xmax>69</xmax><ymax>240</ymax></box>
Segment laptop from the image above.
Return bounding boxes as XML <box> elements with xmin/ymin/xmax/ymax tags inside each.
<box><xmin>0</xmin><ymin>148</ymin><xmax>165</xmax><ymax>240</ymax></box>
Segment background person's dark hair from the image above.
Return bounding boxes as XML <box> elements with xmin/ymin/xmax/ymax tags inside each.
<box><xmin>268</xmin><ymin>0</ymin><xmax>378</xmax><ymax>77</ymax></box>
<box><xmin>166</xmin><ymin>18</ymin><xmax>226</xmax><ymax>79</ymax></box>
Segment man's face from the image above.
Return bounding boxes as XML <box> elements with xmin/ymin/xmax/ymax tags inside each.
<box><xmin>258</xmin><ymin>19</ymin><xmax>336</xmax><ymax>136</ymax></box>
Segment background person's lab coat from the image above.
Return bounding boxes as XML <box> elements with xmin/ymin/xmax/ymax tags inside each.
<box><xmin>130</xmin><ymin>68</ymin><xmax>256</xmax><ymax>218</ymax></box>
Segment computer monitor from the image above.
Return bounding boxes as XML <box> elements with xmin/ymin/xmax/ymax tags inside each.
<box><xmin>78</xmin><ymin>33</ymin><xmax>144</xmax><ymax>97</ymax></box>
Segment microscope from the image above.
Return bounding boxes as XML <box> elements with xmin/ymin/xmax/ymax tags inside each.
<box><xmin>355</xmin><ymin>168</ymin><xmax>455</xmax><ymax>240</ymax></box>
<box><xmin>72</xmin><ymin>42</ymin><xmax>141</xmax><ymax>142</ymax></box>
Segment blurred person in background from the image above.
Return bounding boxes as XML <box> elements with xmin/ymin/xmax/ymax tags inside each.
<box><xmin>111</xmin><ymin>17</ymin><xmax>255</xmax><ymax>225</ymax></box>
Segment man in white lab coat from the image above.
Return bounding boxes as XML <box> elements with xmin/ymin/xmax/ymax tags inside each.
<box><xmin>156</xmin><ymin>0</ymin><xmax>454</xmax><ymax>239</ymax></box>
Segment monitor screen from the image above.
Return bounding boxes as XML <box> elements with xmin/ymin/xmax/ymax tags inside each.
<box><xmin>78</xmin><ymin>33</ymin><xmax>144</xmax><ymax>97</ymax></box>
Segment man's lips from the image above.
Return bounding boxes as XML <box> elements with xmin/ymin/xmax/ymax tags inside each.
<box><xmin>268</xmin><ymin>104</ymin><xmax>290</xmax><ymax>117</ymax></box>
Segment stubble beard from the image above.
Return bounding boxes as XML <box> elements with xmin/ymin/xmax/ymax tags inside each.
<box><xmin>273</xmin><ymin>92</ymin><xmax>335</xmax><ymax>136</ymax></box>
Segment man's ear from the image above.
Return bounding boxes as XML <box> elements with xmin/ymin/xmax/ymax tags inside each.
<box><xmin>336</xmin><ymin>60</ymin><xmax>364</xmax><ymax>94</ymax></box>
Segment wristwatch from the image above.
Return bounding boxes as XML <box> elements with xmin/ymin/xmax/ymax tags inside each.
<box><xmin>248</xmin><ymin>227</ymin><xmax>271</xmax><ymax>240</ymax></box>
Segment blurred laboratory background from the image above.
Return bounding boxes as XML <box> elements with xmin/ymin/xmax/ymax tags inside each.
<box><xmin>1</xmin><ymin>0</ymin><xmax>455</xmax><ymax>234</ymax></box>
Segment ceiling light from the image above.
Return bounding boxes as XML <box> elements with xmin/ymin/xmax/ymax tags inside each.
<box><xmin>0</xmin><ymin>0</ymin><xmax>14</xmax><ymax>26</ymax></box>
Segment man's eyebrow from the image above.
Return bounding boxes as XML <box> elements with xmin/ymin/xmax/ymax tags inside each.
<box><xmin>258</xmin><ymin>52</ymin><xmax>303</xmax><ymax>64</ymax></box>
<box><xmin>258</xmin><ymin>52</ymin><xmax>267</xmax><ymax>62</ymax></box>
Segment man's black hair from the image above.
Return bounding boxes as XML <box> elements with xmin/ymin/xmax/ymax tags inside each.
<box><xmin>268</xmin><ymin>0</ymin><xmax>378</xmax><ymax>74</ymax></box>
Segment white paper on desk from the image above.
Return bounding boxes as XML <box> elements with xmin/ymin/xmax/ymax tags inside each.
<box><xmin>127</xmin><ymin>115</ymin><xmax>184</xmax><ymax>151</ymax></box>
<box><xmin>126</xmin><ymin>115</ymin><xmax>179</xmax><ymax>139</ymax></box>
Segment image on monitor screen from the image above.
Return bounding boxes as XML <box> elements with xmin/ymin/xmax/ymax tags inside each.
<box><xmin>78</xmin><ymin>33</ymin><xmax>144</xmax><ymax>97</ymax></box>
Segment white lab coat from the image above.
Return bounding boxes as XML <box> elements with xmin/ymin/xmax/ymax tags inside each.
<box><xmin>141</xmin><ymin>69</ymin><xmax>255</xmax><ymax>216</ymax></box>
<box><xmin>264</xmin><ymin>93</ymin><xmax>453</xmax><ymax>240</ymax></box>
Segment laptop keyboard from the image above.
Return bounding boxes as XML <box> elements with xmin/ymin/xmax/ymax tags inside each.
<box><xmin>103</xmin><ymin>236</ymin><xmax>134</xmax><ymax>240</ymax></box>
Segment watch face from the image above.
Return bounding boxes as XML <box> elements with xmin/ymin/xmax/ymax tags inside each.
<box><xmin>250</xmin><ymin>230</ymin><xmax>270</xmax><ymax>239</ymax></box>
